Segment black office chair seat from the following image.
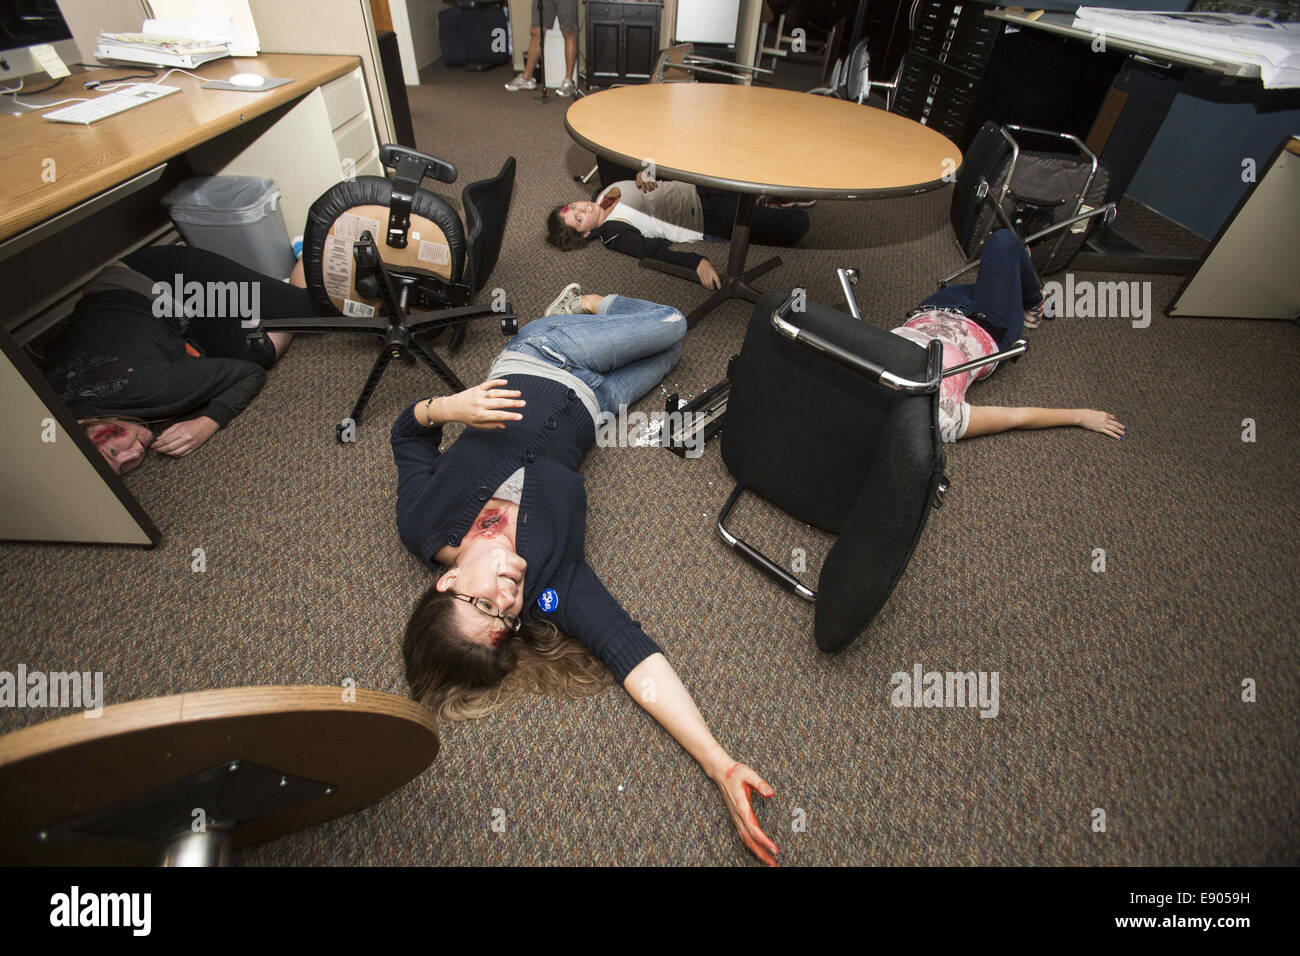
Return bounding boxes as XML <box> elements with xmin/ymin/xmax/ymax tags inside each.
<box><xmin>258</xmin><ymin>146</ymin><xmax>518</xmax><ymax>440</ymax></box>
<box><xmin>302</xmin><ymin>173</ymin><xmax>467</xmax><ymax>317</ymax></box>
<box><xmin>718</xmin><ymin>291</ymin><xmax>949</xmax><ymax>653</ymax></box>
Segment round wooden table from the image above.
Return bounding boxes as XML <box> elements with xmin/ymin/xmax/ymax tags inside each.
<box><xmin>565</xmin><ymin>83</ymin><xmax>962</xmax><ymax>324</ymax></box>
<box><xmin>0</xmin><ymin>685</ymin><xmax>440</xmax><ymax>865</ymax></box>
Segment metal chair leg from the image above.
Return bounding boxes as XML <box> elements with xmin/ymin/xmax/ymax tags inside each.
<box><xmin>717</xmin><ymin>484</ymin><xmax>816</xmax><ymax>601</ymax></box>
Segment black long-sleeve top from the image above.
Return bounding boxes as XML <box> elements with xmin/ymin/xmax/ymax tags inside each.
<box><xmin>390</xmin><ymin>374</ymin><xmax>663</xmax><ymax>682</ymax></box>
<box><xmin>592</xmin><ymin>221</ymin><xmax>706</xmax><ymax>273</ymax></box>
<box><xmin>43</xmin><ymin>290</ymin><xmax>266</xmax><ymax>427</ymax></box>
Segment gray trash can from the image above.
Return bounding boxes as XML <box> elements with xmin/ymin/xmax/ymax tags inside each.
<box><xmin>161</xmin><ymin>176</ymin><xmax>296</xmax><ymax>279</ymax></box>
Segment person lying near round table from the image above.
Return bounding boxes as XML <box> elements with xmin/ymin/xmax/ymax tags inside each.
<box><xmin>42</xmin><ymin>245</ymin><xmax>308</xmax><ymax>474</ymax></box>
<box><xmin>546</xmin><ymin>170</ymin><xmax>811</xmax><ymax>290</ymax></box>
<box><xmin>897</xmin><ymin>228</ymin><xmax>1126</xmax><ymax>442</ymax></box>
<box><xmin>392</xmin><ymin>283</ymin><xmax>780</xmax><ymax>866</ymax></box>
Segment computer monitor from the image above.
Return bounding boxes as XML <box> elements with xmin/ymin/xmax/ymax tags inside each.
<box><xmin>1</xmin><ymin>0</ymin><xmax>80</xmax><ymax>83</ymax></box>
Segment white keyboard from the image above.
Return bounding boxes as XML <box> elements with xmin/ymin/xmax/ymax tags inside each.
<box><xmin>42</xmin><ymin>83</ymin><xmax>179</xmax><ymax>125</ymax></box>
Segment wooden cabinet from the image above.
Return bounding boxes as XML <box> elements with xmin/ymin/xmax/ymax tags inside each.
<box><xmin>586</xmin><ymin>0</ymin><xmax>663</xmax><ymax>87</ymax></box>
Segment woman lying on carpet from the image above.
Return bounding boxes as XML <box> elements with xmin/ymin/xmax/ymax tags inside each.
<box><xmin>546</xmin><ymin>169</ymin><xmax>811</xmax><ymax>290</ymax></box>
<box><xmin>392</xmin><ymin>284</ymin><xmax>780</xmax><ymax>866</ymax></box>
<box><xmin>897</xmin><ymin>228</ymin><xmax>1126</xmax><ymax>442</ymax></box>
<box><xmin>43</xmin><ymin>245</ymin><xmax>307</xmax><ymax>474</ymax></box>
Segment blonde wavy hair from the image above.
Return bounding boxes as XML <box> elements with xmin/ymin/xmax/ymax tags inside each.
<box><xmin>403</xmin><ymin>575</ymin><xmax>611</xmax><ymax>721</ymax></box>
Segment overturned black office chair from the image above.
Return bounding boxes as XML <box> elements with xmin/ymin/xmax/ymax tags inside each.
<box><xmin>717</xmin><ymin>286</ymin><xmax>1025</xmax><ymax>653</ymax></box>
<box><xmin>260</xmin><ymin>145</ymin><xmax>517</xmax><ymax>440</ymax></box>
<box><xmin>944</xmin><ymin>122</ymin><xmax>1117</xmax><ymax>283</ymax></box>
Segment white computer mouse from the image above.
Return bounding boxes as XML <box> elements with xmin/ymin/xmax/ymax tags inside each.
<box><xmin>228</xmin><ymin>73</ymin><xmax>265</xmax><ymax>88</ymax></box>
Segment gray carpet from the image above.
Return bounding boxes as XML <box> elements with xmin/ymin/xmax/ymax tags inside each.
<box><xmin>1</xmin><ymin>64</ymin><xmax>1297</xmax><ymax>866</ymax></box>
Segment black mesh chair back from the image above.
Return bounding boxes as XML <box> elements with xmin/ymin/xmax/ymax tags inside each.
<box><xmin>720</xmin><ymin>291</ymin><xmax>948</xmax><ymax>652</ymax></box>
<box><xmin>461</xmin><ymin>156</ymin><xmax>516</xmax><ymax>296</ymax></box>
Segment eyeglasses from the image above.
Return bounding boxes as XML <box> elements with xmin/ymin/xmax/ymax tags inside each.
<box><xmin>449</xmin><ymin>592</ymin><xmax>522</xmax><ymax>632</ymax></box>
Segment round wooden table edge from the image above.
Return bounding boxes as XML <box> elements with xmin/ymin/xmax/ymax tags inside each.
<box><xmin>0</xmin><ymin>684</ymin><xmax>440</xmax><ymax>768</ymax></box>
<box><xmin>563</xmin><ymin>114</ymin><xmax>957</xmax><ymax>201</ymax></box>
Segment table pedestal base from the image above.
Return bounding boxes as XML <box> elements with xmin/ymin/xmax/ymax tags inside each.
<box><xmin>637</xmin><ymin>193</ymin><xmax>783</xmax><ymax>328</ymax></box>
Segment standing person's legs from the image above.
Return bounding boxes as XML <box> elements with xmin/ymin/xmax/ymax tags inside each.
<box><xmin>559</xmin><ymin>0</ymin><xmax>579</xmax><ymax>84</ymax></box>
<box><xmin>516</xmin><ymin>0</ymin><xmax>552</xmax><ymax>83</ymax></box>
<box><xmin>503</xmin><ymin>295</ymin><xmax>687</xmax><ymax>414</ymax></box>
<box><xmin>563</xmin><ymin>32</ymin><xmax>578</xmax><ymax>82</ymax></box>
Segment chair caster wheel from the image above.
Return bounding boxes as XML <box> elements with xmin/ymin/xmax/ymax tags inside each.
<box><xmin>500</xmin><ymin>315</ymin><xmax>518</xmax><ymax>336</ymax></box>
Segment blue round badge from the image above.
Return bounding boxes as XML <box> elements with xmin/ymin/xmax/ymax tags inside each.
<box><xmin>538</xmin><ymin>588</ymin><xmax>559</xmax><ymax>613</ymax></box>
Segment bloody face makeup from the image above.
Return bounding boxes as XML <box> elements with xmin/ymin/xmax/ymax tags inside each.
<box><xmin>86</xmin><ymin>420</ymin><xmax>153</xmax><ymax>475</ymax></box>
<box><xmin>561</xmin><ymin>200</ymin><xmax>602</xmax><ymax>234</ymax></box>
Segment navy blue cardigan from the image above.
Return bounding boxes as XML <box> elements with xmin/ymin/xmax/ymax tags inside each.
<box><xmin>390</xmin><ymin>374</ymin><xmax>663</xmax><ymax>681</ymax></box>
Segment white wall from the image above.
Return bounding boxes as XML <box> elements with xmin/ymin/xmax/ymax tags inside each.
<box><xmin>59</xmin><ymin>0</ymin><xmax>149</xmax><ymax>62</ymax></box>
<box><xmin>405</xmin><ymin>0</ymin><xmax>441</xmax><ymax>73</ymax></box>
<box><xmin>248</xmin><ymin>0</ymin><xmax>395</xmax><ymax>144</ymax></box>
<box><xmin>390</xmin><ymin>0</ymin><xmax>442</xmax><ymax>85</ymax></box>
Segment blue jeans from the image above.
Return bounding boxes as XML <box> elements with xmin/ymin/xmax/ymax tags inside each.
<box><xmin>918</xmin><ymin>229</ymin><xmax>1043</xmax><ymax>350</ymax></box>
<box><xmin>500</xmin><ymin>295</ymin><xmax>686</xmax><ymax>415</ymax></box>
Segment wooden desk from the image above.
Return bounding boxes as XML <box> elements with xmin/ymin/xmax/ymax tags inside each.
<box><xmin>566</xmin><ymin>84</ymin><xmax>960</xmax><ymax>324</ymax></box>
<box><xmin>0</xmin><ymin>54</ymin><xmax>372</xmax><ymax>547</ymax></box>
<box><xmin>1</xmin><ymin>54</ymin><xmax>359</xmax><ymax>243</ymax></box>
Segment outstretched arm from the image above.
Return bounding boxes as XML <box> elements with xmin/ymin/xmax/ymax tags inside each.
<box><xmin>966</xmin><ymin>405</ymin><xmax>1126</xmax><ymax>440</ymax></box>
<box><xmin>623</xmin><ymin>653</ymin><xmax>779</xmax><ymax>866</ymax></box>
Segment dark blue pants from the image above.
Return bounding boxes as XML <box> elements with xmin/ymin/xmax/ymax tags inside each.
<box><xmin>918</xmin><ymin>229</ymin><xmax>1042</xmax><ymax>350</ymax></box>
<box><xmin>697</xmin><ymin>189</ymin><xmax>811</xmax><ymax>246</ymax></box>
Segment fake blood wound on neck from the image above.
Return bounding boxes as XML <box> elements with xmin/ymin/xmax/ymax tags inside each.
<box><xmin>473</xmin><ymin>508</ymin><xmax>509</xmax><ymax>537</ymax></box>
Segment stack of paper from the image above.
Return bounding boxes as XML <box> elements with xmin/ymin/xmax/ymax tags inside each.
<box><xmin>1073</xmin><ymin>8</ymin><xmax>1300</xmax><ymax>89</ymax></box>
<box><xmin>96</xmin><ymin>20</ymin><xmax>235</xmax><ymax>69</ymax></box>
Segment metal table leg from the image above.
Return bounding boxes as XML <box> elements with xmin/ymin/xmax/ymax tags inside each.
<box><xmin>638</xmin><ymin>193</ymin><xmax>782</xmax><ymax>328</ymax></box>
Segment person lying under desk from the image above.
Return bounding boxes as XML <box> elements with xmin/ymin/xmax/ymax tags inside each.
<box><xmin>546</xmin><ymin>170</ymin><xmax>811</xmax><ymax>290</ymax></box>
<box><xmin>41</xmin><ymin>245</ymin><xmax>308</xmax><ymax>474</ymax></box>
<box><xmin>392</xmin><ymin>284</ymin><xmax>781</xmax><ymax>867</ymax></box>
<box><xmin>897</xmin><ymin>229</ymin><xmax>1126</xmax><ymax>442</ymax></box>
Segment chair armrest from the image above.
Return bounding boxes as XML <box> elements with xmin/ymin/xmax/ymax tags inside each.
<box><xmin>770</xmin><ymin>290</ymin><xmax>946</xmax><ymax>394</ymax></box>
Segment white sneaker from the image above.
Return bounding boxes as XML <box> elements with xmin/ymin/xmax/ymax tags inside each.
<box><xmin>556</xmin><ymin>78</ymin><xmax>576</xmax><ymax>97</ymax></box>
<box><xmin>544</xmin><ymin>282</ymin><xmax>583</xmax><ymax>316</ymax></box>
<box><xmin>504</xmin><ymin>74</ymin><xmax>536</xmax><ymax>91</ymax></box>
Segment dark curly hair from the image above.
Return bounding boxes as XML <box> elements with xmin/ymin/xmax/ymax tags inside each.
<box><xmin>546</xmin><ymin>205</ymin><xmax>589</xmax><ymax>252</ymax></box>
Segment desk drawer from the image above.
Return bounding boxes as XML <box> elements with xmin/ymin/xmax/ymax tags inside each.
<box><xmin>893</xmin><ymin>54</ymin><xmax>976</xmax><ymax>142</ymax></box>
<box><xmin>334</xmin><ymin>113</ymin><xmax>378</xmax><ymax>174</ymax></box>
<box><xmin>322</xmin><ymin>68</ymin><xmax>367</xmax><ymax>131</ymax></box>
